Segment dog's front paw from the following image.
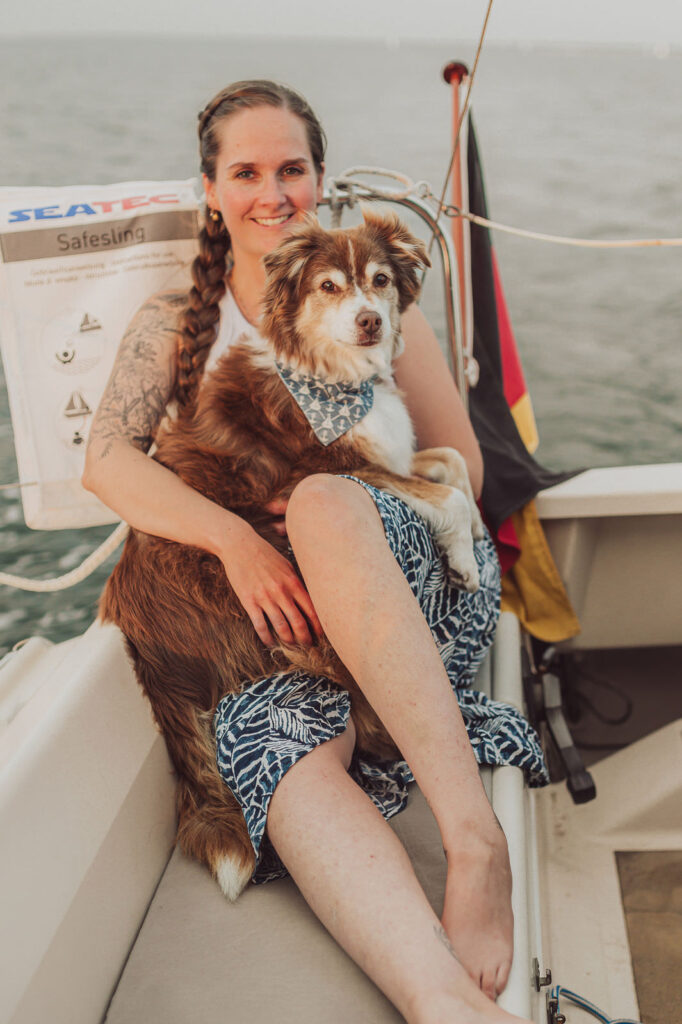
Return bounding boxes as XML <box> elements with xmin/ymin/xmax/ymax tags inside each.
<box><xmin>442</xmin><ymin>535</ymin><xmax>480</xmax><ymax>593</ymax></box>
<box><xmin>470</xmin><ymin>501</ymin><xmax>485</xmax><ymax>541</ymax></box>
<box><xmin>417</xmin><ymin>460</ymin><xmax>450</xmax><ymax>484</ymax></box>
<box><xmin>412</xmin><ymin>447</ymin><xmax>462</xmax><ymax>486</ymax></box>
<box><xmin>431</xmin><ymin>489</ymin><xmax>481</xmax><ymax>592</ymax></box>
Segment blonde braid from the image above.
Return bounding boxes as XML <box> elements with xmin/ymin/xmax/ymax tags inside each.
<box><xmin>176</xmin><ymin>210</ymin><xmax>230</xmax><ymax>411</ymax></box>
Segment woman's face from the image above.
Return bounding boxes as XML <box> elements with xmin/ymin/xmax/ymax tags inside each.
<box><xmin>203</xmin><ymin>105</ymin><xmax>324</xmax><ymax>264</ymax></box>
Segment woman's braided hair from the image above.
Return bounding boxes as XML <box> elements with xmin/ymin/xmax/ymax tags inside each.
<box><xmin>175</xmin><ymin>80</ymin><xmax>327</xmax><ymax>411</ymax></box>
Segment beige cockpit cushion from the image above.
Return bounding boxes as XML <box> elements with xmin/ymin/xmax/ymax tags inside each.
<box><xmin>105</xmin><ymin>775</ymin><xmax>490</xmax><ymax>1024</ymax></box>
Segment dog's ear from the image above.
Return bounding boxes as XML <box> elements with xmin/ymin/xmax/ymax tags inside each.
<box><xmin>360</xmin><ymin>205</ymin><xmax>431</xmax><ymax>311</ymax></box>
<box><xmin>259</xmin><ymin>212</ymin><xmax>325</xmax><ymax>348</ymax></box>
<box><xmin>262</xmin><ymin>211</ymin><xmax>321</xmax><ymax>299</ymax></box>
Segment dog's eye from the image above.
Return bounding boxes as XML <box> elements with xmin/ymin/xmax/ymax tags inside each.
<box><xmin>320</xmin><ymin>280</ymin><xmax>337</xmax><ymax>293</ymax></box>
<box><xmin>373</xmin><ymin>273</ymin><xmax>390</xmax><ymax>288</ymax></box>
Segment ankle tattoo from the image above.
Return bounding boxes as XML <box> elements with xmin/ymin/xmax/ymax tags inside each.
<box><xmin>434</xmin><ymin>924</ymin><xmax>462</xmax><ymax>965</ymax></box>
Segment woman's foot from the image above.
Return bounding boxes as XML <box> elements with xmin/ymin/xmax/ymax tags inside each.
<box><xmin>419</xmin><ymin>1000</ymin><xmax>532</xmax><ymax>1024</ymax></box>
<box><xmin>440</xmin><ymin>824</ymin><xmax>515</xmax><ymax>1002</ymax></box>
<box><xmin>414</xmin><ymin>971</ymin><xmax>532</xmax><ymax>1024</ymax></box>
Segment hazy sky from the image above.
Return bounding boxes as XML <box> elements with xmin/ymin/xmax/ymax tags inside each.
<box><xmin>2</xmin><ymin>0</ymin><xmax>682</xmax><ymax>47</ymax></box>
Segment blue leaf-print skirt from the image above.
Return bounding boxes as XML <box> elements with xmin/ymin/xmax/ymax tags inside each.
<box><xmin>213</xmin><ymin>477</ymin><xmax>549</xmax><ymax>885</ymax></box>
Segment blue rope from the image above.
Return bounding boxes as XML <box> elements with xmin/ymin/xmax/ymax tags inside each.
<box><xmin>552</xmin><ymin>985</ymin><xmax>643</xmax><ymax>1024</ymax></box>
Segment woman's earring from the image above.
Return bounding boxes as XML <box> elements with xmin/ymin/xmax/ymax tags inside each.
<box><xmin>208</xmin><ymin>208</ymin><xmax>221</xmax><ymax>222</ymax></box>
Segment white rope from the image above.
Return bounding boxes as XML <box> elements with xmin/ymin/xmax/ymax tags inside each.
<box><xmin>452</xmin><ymin>207</ymin><xmax>682</xmax><ymax>248</ymax></box>
<box><xmin>326</xmin><ymin>168</ymin><xmax>682</xmax><ymax>250</ymax></box>
<box><xmin>0</xmin><ymin>480</ymin><xmax>38</xmax><ymax>493</ymax></box>
<box><xmin>0</xmin><ymin>521</ymin><xmax>129</xmax><ymax>592</ymax></box>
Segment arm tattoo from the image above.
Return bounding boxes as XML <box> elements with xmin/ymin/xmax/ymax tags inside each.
<box><xmin>88</xmin><ymin>291</ymin><xmax>184</xmax><ymax>461</ymax></box>
<box><xmin>433</xmin><ymin>924</ymin><xmax>463</xmax><ymax>965</ymax></box>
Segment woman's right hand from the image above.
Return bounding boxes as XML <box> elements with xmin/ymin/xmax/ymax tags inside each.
<box><xmin>219</xmin><ymin>523</ymin><xmax>324</xmax><ymax>649</ymax></box>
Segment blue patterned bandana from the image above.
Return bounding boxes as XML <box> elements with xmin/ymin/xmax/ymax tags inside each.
<box><xmin>275</xmin><ymin>361</ymin><xmax>377</xmax><ymax>446</ymax></box>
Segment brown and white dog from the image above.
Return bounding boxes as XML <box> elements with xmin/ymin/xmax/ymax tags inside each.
<box><xmin>100</xmin><ymin>207</ymin><xmax>484</xmax><ymax>900</ymax></box>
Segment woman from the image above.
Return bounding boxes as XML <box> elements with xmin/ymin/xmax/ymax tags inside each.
<box><xmin>83</xmin><ymin>80</ymin><xmax>545</xmax><ymax>1024</ymax></box>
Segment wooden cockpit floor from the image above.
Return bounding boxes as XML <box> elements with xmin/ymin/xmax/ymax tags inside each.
<box><xmin>617</xmin><ymin>851</ymin><xmax>682</xmax><ymax>1024</ymax></box>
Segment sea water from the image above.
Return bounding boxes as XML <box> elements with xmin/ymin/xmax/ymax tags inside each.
<box><xmin>0</xmin><ymin>36</ymin><xmax>680</xmax><ymax>655</ymax></box>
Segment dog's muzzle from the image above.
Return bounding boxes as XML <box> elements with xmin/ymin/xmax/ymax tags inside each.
<box><xmin>355</xmin><ymin>309</ymin><xmax>382</xmax><ymax>346</ymax></box>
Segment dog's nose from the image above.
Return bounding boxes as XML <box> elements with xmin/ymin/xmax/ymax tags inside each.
<box><xmin>355</xmin><ymin>310</ymin><xmax>382</xmax><ymax>335</ymax></box>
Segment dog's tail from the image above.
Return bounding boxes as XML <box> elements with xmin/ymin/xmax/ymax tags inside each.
<box><xmin>164</xmin><ymin>705</ymin><xmax>257</xmax><ymax>900</ymax></box>
<box><xmin>175</xmin><ymin>762</ymin><xmax>256</xmax><ymax>900</ymax></box>
<box><xmin>129</xmin><ymin>654</ymin><xmax>258</xmax><ymax>899</ymax></box>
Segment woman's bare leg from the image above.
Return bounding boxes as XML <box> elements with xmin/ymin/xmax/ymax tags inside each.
<box><xmin>266</xmin><ymin>719</ymin><xmax>530</xmax><ymax>1024</ymax></box>
<box><xmin>284</xmin><ymin>475</ymin><xmax>514</xmax><ymax>1000</ymax></box>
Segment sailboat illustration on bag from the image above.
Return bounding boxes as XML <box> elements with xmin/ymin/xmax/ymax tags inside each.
<box><xmin>64</xmin><ymin>391</ymin><xmax>92</xmax><ymax>418</ymax></box>
<box><xmin>79</xmin><ymin>313</ymin><xmax>102</xmax><ymax>333</ymax></box>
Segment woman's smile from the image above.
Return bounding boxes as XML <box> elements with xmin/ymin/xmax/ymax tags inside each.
<box><xmin>251</xmin><ymin>211</ymin><xmax>296</xmax><ymax>227</ymax></box>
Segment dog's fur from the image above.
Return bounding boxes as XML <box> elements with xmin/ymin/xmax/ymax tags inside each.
<box><xmin>100</xmin><ymin>208</ymin><xmax>484</xmax><ymax>900</ymax></box>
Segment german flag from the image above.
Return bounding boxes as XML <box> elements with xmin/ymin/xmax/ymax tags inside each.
<box><xmin>465</xmin><ymin>117</ymin><xmax>581</xmax><ymax>642</ymax></box>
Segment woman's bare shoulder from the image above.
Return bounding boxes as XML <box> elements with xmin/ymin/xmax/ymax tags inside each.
<box><xmin>86</xmin><ymin>289</ymin><xmax>188</xmax><ymax>459</ymax></box>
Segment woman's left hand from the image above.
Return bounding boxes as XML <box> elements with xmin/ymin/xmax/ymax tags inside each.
<box><xmin>265</xmin><ymin>497</ymin><xmax>289</xmax><ymax>537</ymax></box>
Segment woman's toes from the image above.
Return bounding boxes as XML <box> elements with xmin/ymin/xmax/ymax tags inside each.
<box><xmin>481</xmin><ymin>967</ymin><xmax>497</xmax><ymax>1002</ymax></box>
<box><xmin>495</xmin><ymin>960</ymin><xmax>511</xmax><ymax>998</ymax></box>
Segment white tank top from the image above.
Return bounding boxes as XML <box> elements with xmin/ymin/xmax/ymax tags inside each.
<box><xmin>202</xmin><ymin>287</ymin><xmax>262</xmax><ymax>380</ymax></box>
